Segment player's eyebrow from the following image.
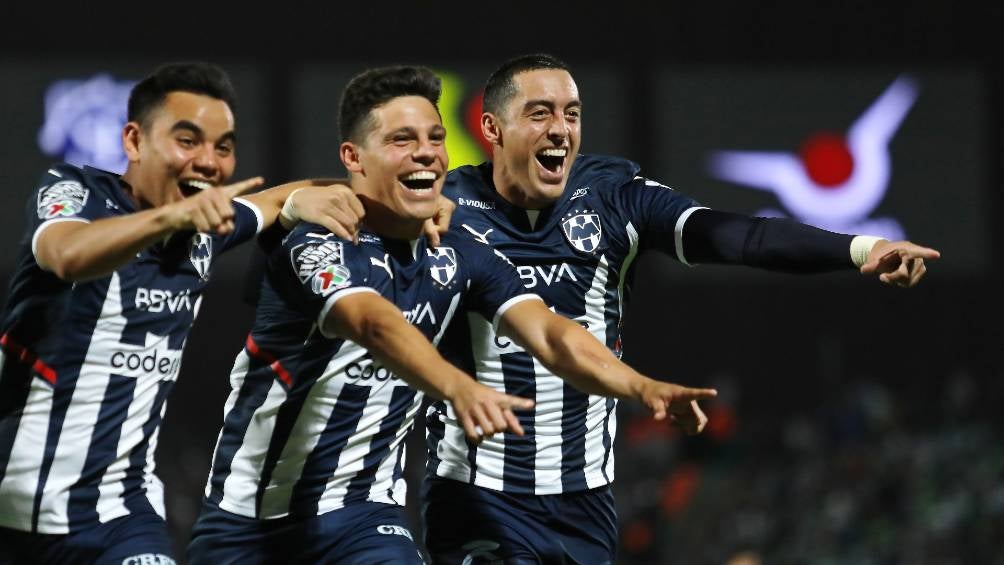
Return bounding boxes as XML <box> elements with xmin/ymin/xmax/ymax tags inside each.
<box><xmin>384</xmin><ymin>126</ymin><xmax>417</xmax><ymax>140</ymax></box>
<box><xmin>523</xmin><ymin>99</ymin><xmax>582</xmax><ymax>112</ymax></box>
<box><xmin>170</xmin><ymin>120</ymin><xmax>237</xmax><ymax>144</ymax></box>
<box><xmin>170</xmin><ymin>120</ymin><xmax>203</xmax><ymax>136</ymax></box>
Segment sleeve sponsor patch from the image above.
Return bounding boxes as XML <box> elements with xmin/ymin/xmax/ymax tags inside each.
<box><xmin>290</xmin><ymin>239</ymin><xmax>344</xmax><ymax>282</ymax></box>
<box><xmin>311</xmin><ymin>264</ymin><xmax>352</xmax><ymax>296</ymax></box>
<box><xmin>37</xmin><ymin>180</ymin><xmax>89</xmax><ymax>219</ymax></box>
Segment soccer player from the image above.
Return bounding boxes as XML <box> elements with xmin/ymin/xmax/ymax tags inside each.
<box><xmin>186</xmin><ymin>65</ymin><xmax>717</xmax><ymax>564</ymax></box>
<box><xmin>0</xmin><ymin>62</ymin><xmax>371</xmax><ymax>565</ymax></box>
<box><xmin>420</xmin><ymin>54</ymin><xmax>942</xmax><ymax>564</ymax></box>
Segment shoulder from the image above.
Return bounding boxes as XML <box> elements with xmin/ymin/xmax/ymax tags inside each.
<box><xmin>568</xmin><ymin>154</ymin><xmax>641</xmax><ymax>191</ymax></box>
<box><xmin>439</xmin><ymin>230</ymin><xmax>487</xmax><ymax>254</ymax></box>
<box><xmin>438</xmin><ymin>231</ymin><xmax>511</xmax><ymax>272</ymax></box>
<box><xmin>444</xmin><ymin>163</ymin><xmax>491</xmax><ymax>196</ymax></box>
<box><xmin>32</xmin><ymin>163</ymin><xmax>101</xmax><ymax>220</ymax></box>
<box><xmin>283</xmin><ymin>224</ymin><xmax>362</xmax><ymax>269</ymax></box>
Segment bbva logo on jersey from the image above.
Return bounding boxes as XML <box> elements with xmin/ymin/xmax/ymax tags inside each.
<box><xmin>189</xmin><ymin>234</ymin><xmax>212</xmax><ymax>281</ymax></box>
<box><xmin>561</xmin><ymin>210</ymin><xmax>602</xmax><ymax>253</ymax></box>
<box><xmin>427</xmin><ymin>247</ymin><xmax>457</xmax><ymax>287</ymax></box>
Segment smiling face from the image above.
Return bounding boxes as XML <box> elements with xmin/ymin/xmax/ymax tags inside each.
<box><xmin>121</xmin><ymin>91</ymin><xmax>236</xmax><ymax>208</ymax></box>
<box><xmin>483</xmin><ymin>69</ymin><xmax>581</xmax><ymax>209</ymax></box>
<box><xmin>341</xmin><ymin>95</ymin><xmax>448</xmax><ymax>237</ymax></box>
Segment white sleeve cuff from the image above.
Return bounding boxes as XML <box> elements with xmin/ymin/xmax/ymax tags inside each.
<box><xmin>850</xmin><ymin>235</ymin><xmax>885</xmax><ymax>268</ymax></box>
<box><xmin>491</xmin><ymin>293</ymin><xmax>544</xmax><ymax>333</ymax></box>
<box><xmin>233</xmin><ymin>197</ymin><xmax>265</xmax><ymax>235</ymax></box>
<box><xmin>674</xmin><ymin>206</ymin><xmax>708</xmax><ymax>267</ymax></box>
<box><xmin>317</xmin><ymin>287</ymin><xmax>380</xmax><ymax>339</ymax></box>
<box><xmin>32</xmin><ymin>218</ymin><xmax>90</xmax><ymax>267</ymax></box>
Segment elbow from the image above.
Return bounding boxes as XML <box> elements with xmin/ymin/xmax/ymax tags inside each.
<box><xmin>43</xmin><ymin>251</ymin><xmax>84</xmax><ymax>282</ymax></box>
<box><xmin>355</xmin><ymin>312</ymin><xmax>394</xmax><ymax>350</ymax></box>
<box><xmin>539</xmin><ymin>322</ymin><xmax>584</xmax><ymax>371</ymax></box>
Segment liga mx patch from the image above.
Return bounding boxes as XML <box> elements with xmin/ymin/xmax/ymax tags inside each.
<box><xmin>312</xmin><ymin>264</ymin><xmax>351</xmax><ymax>296</ymax></box>
<box><xmin>189</xmin><ymin>233</ymin><xmax>213</xmax><ymax>281</ymax></box>
<box><xmin>292</xmin><ymin>238</ymin><xmax>344</xmax><ymax>282</ymax></box>
<box><xmin>427</xmin><ymin>247</ymin><xmax>457</xmax><ymax>287</ymax></box>
<box><xmin>561</xmin><ymin>209</ymin><xmax>602</xmax><ymax>253</ymax></box>
<box><xmin>37</xmin><ymin>180</ymin><xmax>89</xmax><ymax>219</ymax></box>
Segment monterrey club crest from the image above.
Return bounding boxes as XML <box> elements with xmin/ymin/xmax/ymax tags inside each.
<box><xmin>189</xmin><ymin>233</ymin><xmax>213</xmax><ymax>281</ymax></box>
<box><xmin>427</xmin><ymin>247</ymin><xmax>457</xmax><ymax>287</ymax></box>
<box><xmin>561</xmin><ymin>210</ymin><xmax>602</xmax><ymax>253</ymax></box>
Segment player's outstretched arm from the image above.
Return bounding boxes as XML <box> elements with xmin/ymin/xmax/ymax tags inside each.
<box><xmin>36</xmin><ymin>177</ymin><xmax>263</xmax><ymax>282</ymax></box>
<box><xmin>324</xmin><ymin>292</ymin><xmax>534</xmax><ymax>443</ymax></box>
<box><xmin>680</xmin><ymin>209</ymin><xmax>940</xmax><ymax>287</ymax></box>
<box><xmin>498</xmin><ymin>300</ymin><xmax>717</xmax><ymax>430</ymax></box>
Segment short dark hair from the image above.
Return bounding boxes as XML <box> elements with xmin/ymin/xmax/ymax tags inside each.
<box><xmin>338</xmin><ymin>66</ymin><xmax>442</xmax><ymax>143</ymax></box>
<box><xmin>482</xmin><ymin>54</ymin><xmax>571</xmax><ymax>117</ymax></box>
<box><xmin>127</xmin><ymin>62</ymin><xmax>237</xmax><ymax>128</ymax></box>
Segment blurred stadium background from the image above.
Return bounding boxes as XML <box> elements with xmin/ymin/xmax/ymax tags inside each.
<box><xmin>2</xmin><ymin>3</ymin><xmax>1001</xmax><ymax>563</ymax></box>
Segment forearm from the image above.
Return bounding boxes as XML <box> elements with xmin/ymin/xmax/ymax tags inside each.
<box><xmin>244</xmin><ymin>178</ymin><xmax>344</xmax><ymax>228</ymax></box>
<box><xmin>518</xmin><ymin>316</ymin><xmax>645</xmax><ymax>399</ymax></box>
<box><xmin>326</xmin><ymin>300</ymin><xmax>466</xmax><ymax>401</ymax></box>
<box><xmin>36</xmin><ymin>208</ymin><xmax>178</xmax><ymax>281</ymax></box>
<box><xmin>681</xmin><ymin>209</ymin><xmax>857</xmax><ymax>272</ymax></box>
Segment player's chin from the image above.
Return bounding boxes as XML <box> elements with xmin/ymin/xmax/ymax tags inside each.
<box><xmin>399</xmin><ymin>200</ymin><xmax>439</xmax><ymax>222</ymax></box>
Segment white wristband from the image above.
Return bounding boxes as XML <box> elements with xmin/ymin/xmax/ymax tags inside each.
<box><xmin>279</xmin><ymin>188</ymin><xmax>304</xmax><ymax>230</ymax></box>
<box><xmin>850</xmin><ymin>235</ymin><xmax>884</xmax><ymax>268</ymax></box>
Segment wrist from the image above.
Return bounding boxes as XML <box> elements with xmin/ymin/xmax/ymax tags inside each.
<box><xmin>850</xmin><ymin>235</ymin><xmax>885</xmax><ymax>267</ymax></box>
<box><xmin>279</xmin><ymin>188</ymin><xmax>304</xmax><ymax>230</ymax></box>
<box><xmin>151</xmin><ymin>202</ymin><xmax>184</xmax><ymax>235</ymax></box>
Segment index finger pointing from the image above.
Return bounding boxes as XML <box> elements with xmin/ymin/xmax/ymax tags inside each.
<box><xmin>676</xmin><ymin>388</ymin><xmax>718</xmax><ymax>401</ymax></box>
<box><xmin>906</xmin><ymin>246</ymin><xmax>941</xmax><ymax>260</ymax></box>
<box><xmin>222</xmin><ymin>177</ymin><xmax>265</xmax><ymax>199</ymax></box>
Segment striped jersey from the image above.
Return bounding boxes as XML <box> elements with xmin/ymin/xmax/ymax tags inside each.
<box><xmin>427</xmin><ymin>154</ymin><xmax>703</xmax><ymax>495</ymax></box>
<box><xmin>0</xmin><ymin>163</ymin><xmax>263</xmax><ymax>533</ymax></box>
<box><xmin>203</xmin><ymin>224</ymin><xmax>535</xmax><ymax>520</ymax></box>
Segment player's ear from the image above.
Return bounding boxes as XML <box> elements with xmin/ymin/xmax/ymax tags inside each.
<box><xmin>122</xmin><ymin>122</ymin><xmax>143</xmax><ymax>163</ymax></box>
<box><xmin>340</xmin><ymin>142</ymin><xmax>363</xmax><ymax>174</ymax></box>
<box><xmin>482</xmin><ymin>112</ymin><xmax>502</xmax><ymax>147</ymax></box>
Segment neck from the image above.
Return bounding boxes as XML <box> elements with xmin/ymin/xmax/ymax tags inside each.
<box><xmin>491</xmin><ymin>159</ymin><xmax>547</xmax><ymax>210</ymax></box>
<box><xmin>354</xmin><ymin>192</ymin><xmax>423</xmax><ymax>241</ymax></box>
<box><xmin>118</xmin><ymin>170</ymin><xmax>147</xmax><ymax>209</ymax></box>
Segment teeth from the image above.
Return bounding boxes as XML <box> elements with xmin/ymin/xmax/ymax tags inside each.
<box><xmin>402</xmin><ymin>171</ymin><xmax>437</xmax><ymax>181</ymax></box>
<box><xmin>182</xmin><ymin>180</ymin><xmax>213</xmax><ymax>191</ymax></box>
<box><xmin>539</xmin><ymin>148</ymin><xmax>566</xmax><ymax>157</ymax></box>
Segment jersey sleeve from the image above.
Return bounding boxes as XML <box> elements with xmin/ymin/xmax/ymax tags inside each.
<box><xmin>272</xmin><ymin>225</ymin><xmax>378</xmax><ymax>338</ymax></box>
<box><xmin>607</xmin><ymin>175</ymin><xmax>706</xmax><ymax>264</ymax></box>
<box><xmin>454</xmin><ymin>238</ymin><xmax>542</xmax><ymax>331</ymax></box>
<box><xmin>29</xmin><ymin>165</ymin><xmax>114</xmax><ymax>261</ymax></box>
<box><xmin>213</xmin><ymin>197</ymin><xmax>265</xmax><ymax>253</ymax></box>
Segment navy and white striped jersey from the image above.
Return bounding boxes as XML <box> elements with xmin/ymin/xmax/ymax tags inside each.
<box><xmin>0</xmin><ymin>164</ymin><xmax>263</xmax><ymax>533</ymax></box>
<box><xmin>203</xmin><ymin>225</ymin><xmax>536</xmax><ymax>520</ymax></box>
<box><xmin>427</xmin><ymin>154</ymin><xmax>704</xmax><ymax>495</ymax></box>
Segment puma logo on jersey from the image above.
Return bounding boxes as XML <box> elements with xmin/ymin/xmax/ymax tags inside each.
<box><xmin>461</xmin><ymin>224</ymin><xmax>493</xmax><ymax>245</ymax></box>
<box><xmin>371</xmin><ymin>254</ymin><xmax>393</xmax><ymax>279</ymax></box>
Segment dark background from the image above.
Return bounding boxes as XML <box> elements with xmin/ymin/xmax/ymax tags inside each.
<box><xmin>2</xmin><ymin>2</ymin><xmax>1002</xmax><ymax>563</ymax></box>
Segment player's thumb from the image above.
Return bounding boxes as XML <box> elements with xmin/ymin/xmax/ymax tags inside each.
<box><xmin>508</xmin><ymin>396</ymin><xmax>534</xmax><ymax>411</ymax></box>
